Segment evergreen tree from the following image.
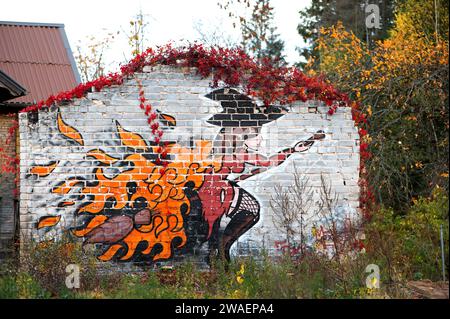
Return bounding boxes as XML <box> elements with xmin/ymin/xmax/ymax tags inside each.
<box><xmin>218</xmin><ymin>0</ymin><xmax>286</xmax><ymax>66</ymax></box>
<box><xmin>261</xmin><ymin>27</ymin><xmax>286</xmax><ymax>66</ymax></box>
<box><xmin>297</xmin><ymin>0</ymin><xmax>396</xmax><ymax>67</ymax></box>
<box><xmin>240</xmin><ymin>0</ymin><xmax>286</xmax><ymax>65</ymax></box>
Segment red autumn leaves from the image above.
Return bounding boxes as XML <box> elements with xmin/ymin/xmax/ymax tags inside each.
<box><xmin>20</xmin><ymin>43</ymin><xmax>355</xmax><ymax>135</ymax></box>
<box><xmin>2</xmin><ymin>43</ymin><xmax>372</xmax><ymax>214</ymax></box>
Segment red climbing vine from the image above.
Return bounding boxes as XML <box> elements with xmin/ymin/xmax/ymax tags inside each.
<box><xmin>135</xmin><ymin>76</ymin><xmax>169</xmax><ymax>174</ymax></box>
<box><xmin>0</xmin><ymin>43</ymin><xmax>372</xmax><ymax>216</ymax></box>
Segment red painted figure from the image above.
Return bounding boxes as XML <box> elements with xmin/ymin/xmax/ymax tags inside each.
<box><xmin>198</xmin><ymin>88</ymin><xmax>326</xmax><ymax>261</ymax></box>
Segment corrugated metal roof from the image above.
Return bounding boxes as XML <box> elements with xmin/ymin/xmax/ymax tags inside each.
<box><xmin>0</xmin><ymin>21</ymin><xmax>80</xmax><ymax>106</ymax></box>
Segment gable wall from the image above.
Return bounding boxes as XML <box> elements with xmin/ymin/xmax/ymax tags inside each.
<box><xmin>18</xmin><ymin>65</ymin><xmax>360</xmax><ymax>267</ymax></box>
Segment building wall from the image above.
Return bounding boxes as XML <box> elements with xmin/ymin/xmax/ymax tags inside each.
<box><xmin>0</xmin><ymin>113</ymin><xmax>17</xmax><ymax>257</ymax></box>
<box><xmin>18</xmin><ymin>65</ymin><xmax>360</xmax><ymax>267</ymax></box>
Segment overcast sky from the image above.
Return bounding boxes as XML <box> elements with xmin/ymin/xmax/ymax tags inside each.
<box><xmin>1</xmin><ymin>0</ymin><xmax>311</xmax><ymax>70</ymax></box>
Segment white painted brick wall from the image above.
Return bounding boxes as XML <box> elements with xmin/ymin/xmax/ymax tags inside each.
<box><xmin>19</xmin><ymin>65</ymin><xmax>360</xmax><ymax>266</ymax></box>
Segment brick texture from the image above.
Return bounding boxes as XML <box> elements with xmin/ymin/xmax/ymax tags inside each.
<box><xmin>19</xmin><ymin>66</ymin><xmax>360</xmax><ymax>267</ymax></box>
<box><xmin>0</xmin><ymin>113</ymin><xmax>17</xmax><ymax>256</ymax></box>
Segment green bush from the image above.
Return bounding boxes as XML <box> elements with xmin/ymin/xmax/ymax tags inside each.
<box><xmin>1</xmin><ymin>190</ymin><xmax>447</xmax><ymax>299</ymax></box>
<box><xmin>366</xmin><ymin>188</ymin><xmax>449</xmax><ymax>282</ymax></box>
<box><xmin>0</xmin><ymin>275</ymin><xmax>18</xmax><ymax>298</ymax></box>
<box><xmin>110</xmin><ymin>271</ymin><xmax>182</xmax><ymax>299</ymax></box>
<box><xmin>21</xmin><ymin>233</ymin><xmax>100</xmax><ymax>296</ymax></box>
<box><xmin>0</xmin><ymin>272</ymin><xmax>51</xmax><ymax>299</ymax></box>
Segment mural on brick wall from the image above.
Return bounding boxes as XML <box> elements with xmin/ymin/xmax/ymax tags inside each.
<box><xmin>29</xmin><ymin>88</ymin><xmax>329</xmax><ymax>263</ymax></box>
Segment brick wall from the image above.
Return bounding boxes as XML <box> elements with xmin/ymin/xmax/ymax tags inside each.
<box><xmin>0</xmin><ymin>113</ymin><xmax>17</xmax><ymax>256</ymax></box>
<box><xmin>19</xmin><ymin>65</ymin><xmax>360</xmax><ymax>267</ymax></box>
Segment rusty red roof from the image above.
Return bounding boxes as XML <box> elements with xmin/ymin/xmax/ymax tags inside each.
<box><xmin>0</xmin><ymin>21</ymin><xmax>80</xmax><ymax>106</ymax></box>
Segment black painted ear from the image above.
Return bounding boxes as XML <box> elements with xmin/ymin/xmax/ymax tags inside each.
<box><xmin>205</xmin><ymin>87</ymin><xmax>251</xmax><ymax>101</ymax></box>
<box><xmin>159</xmin><ymin>112</ymin><xmax>177</xmax><ymax>127</ymax></box>
<box><xmin>205</xmin><ymin>88</ymin><xmax>289</xmax><ymax>127</ymax></box>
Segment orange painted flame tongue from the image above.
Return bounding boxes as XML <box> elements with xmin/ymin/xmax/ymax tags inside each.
<box><xmin>37</xmin><ymin>216</ymin><xmax>61</xmax><ymax>229</ymax></box>
<box><xmin>29</xmin><ymin>161</ymin><xmax>58</xmax><ymax>177</ymax></box>
<box><xmin>57</xmin><ymin>112</ymin><xmax>84</xmax><ymax>145</ymax></box>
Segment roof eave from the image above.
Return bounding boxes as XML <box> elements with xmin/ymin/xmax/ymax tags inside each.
<box><xmin>58</xmin><ymin>28</ymin><xmax>81</xmax><ymax>84</ymax></box>
<box><xmin>0</xmin><ymin>70</ymin><xmax>27</xmax><ymax>101</ymax></box>
<box><xmin>0</xmin><ymin>21</ymin><xmax>65</xmax><ymax>28</ymax></box>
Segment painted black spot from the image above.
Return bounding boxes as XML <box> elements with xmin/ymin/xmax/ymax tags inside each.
<box><xmin>126</xmin><ymin>182</ymin><xmax>137</xmax><ymax>196</ymax></box>
<box><xmin>180</xmin><ymin>203</ymin><xmax>188</xmax><ymax>216</ymax></box>
<box><xmin>104</xmin><ymin>197</ymin><xmax>117</xmax><ymax>210</ymax></box>
<box><xmin>27</xmin><ymin>111</ymin><xmax>38</xmax><ymax>124</ymax></box>
<box><xmin>134</xmin><ymin>241</ymin><xmax>149</xmax><ymax>258</ymax></box>
<box><xmin>171</xmin><ymin>236</ymin><xmax>183</xmax><ymax>249</ymax></box>
<box><xmin>97</xmin><ymin>197</ymin><xmax>119</xmax><ymax>217</ymax></box>
<box><xmin>142</xmin><ymin>153</ymin><xmax>158</xmax><ymax>161</ymax></box>
<box><xmin>149</xmin><ymin>243</ymin><xmax>163</xmax><ymax>259</ymax></box>
<box><xmin>185</xmin><ymin>181</ymin><xmax>195</xmax><ymax>190</ymax></box>
<box><xmin>132</xmin><ymin>197</ymin><xmax>148</xmax><ymax>212</ymax></box>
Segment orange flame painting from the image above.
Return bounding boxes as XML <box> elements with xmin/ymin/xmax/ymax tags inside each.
<box><xmin>29</xmin><ymin>161</ymin><xmax>58</xmax><ymax>177</ymax></box>
<box><xmin>37</xmin><ymin>215</ymin><xmax>61</xmax><ymax>229</ymax></box>
<box><xmin>39</xmin><ymin>112</ymin><xmax>221</xmax><ymax>262</ymax></box>
<box><xmin>57</xmin><ymin>112</ymin><xmax>84</xmax><ymax>146</ymax></box>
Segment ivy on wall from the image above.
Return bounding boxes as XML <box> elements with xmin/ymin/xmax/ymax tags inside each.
<box><xmin>0</xmin><ymin>43</ymin><xmax>372</xmax><ymax>215</ymax></box>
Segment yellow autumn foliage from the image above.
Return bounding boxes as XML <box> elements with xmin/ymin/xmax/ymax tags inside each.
<box><xmin>309</xmin><ymin>10</ymin><xmax>449</xmax><ymax>112</ymax></box>
<box><xmin>308</xmin><ymin>0</ymin><xmax>449</xmax><ymax>209</ymax></box>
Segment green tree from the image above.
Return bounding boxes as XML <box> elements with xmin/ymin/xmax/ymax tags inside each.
<box><xmin>218</xmin><ymin>0</ymin><xmax>286</xmax><ymax>65</ymax></box>
<box><xmin>308</xmin><ymin>0</ymin><xmax>449</xmax><ymax>210</ymax></box>
<box><xmin>297</xmin><ymin>0</ymin><xmax>396</xmax><ymax>67</ymax></box>
<box><xmin>260</xmin><ymin>26</ymin><xmax>286</xmax><ymax>66</ymax></box>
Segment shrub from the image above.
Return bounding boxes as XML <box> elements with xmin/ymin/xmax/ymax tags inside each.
<box><xmin>365</xmin><ymin>188</ymin><xmax>449</xmax><ymax>282</ymax></box>
<box><xmin>110</xmin><ymin>271</ymin><xmax>183</xmax><ymax>299</ymax></box>
<box><xmin>0</xmin><ymin>275</ymin><xmax>18</xmax><ymax>298</ymax></box>
<box><xmin>19</xmin><ymin>232</ymin><xmax>99</xmax><ymax>296</ymax></box>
